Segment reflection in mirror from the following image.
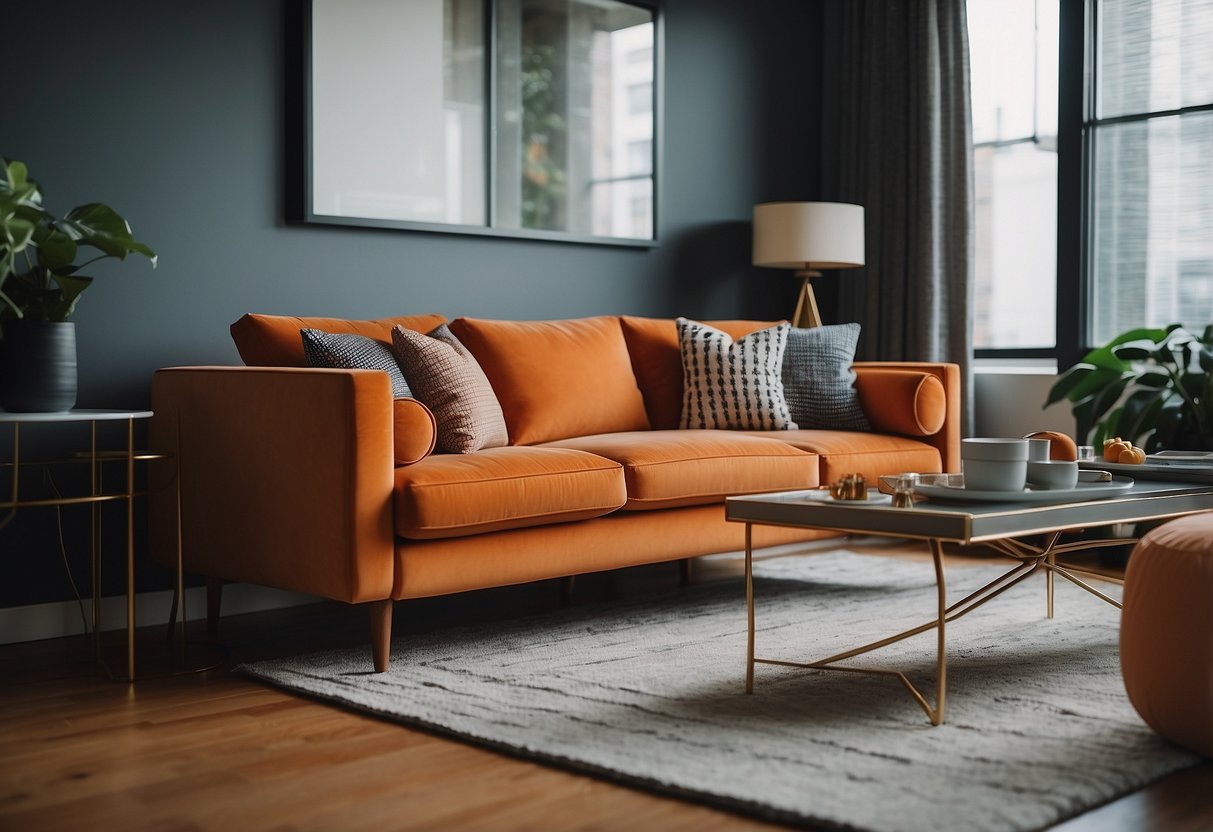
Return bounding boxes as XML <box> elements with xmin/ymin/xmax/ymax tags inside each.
<box><xmin>302</xmin><ymin>0</ymin><xmax>657</xmax><ymax>244</ymax></box>
<box><xmin>494</xmin><ymin>0</ymin><xmax>655</xmax><ymax>239</ymax></box>
<box><xmin>310</xmin><ymin>0</ymin><xmax>485</xmax><ymax>225</ymax></box>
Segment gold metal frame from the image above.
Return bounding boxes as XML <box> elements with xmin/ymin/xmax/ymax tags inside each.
<box><xmin>744</xmin><ymin>524</ymin><xmax>1133</xmax><ymax>726</ymax></box>
<box><xmin>0</xmin><ymin>414</ymin><xmax>173</xmax><ymax>681</ymax></box>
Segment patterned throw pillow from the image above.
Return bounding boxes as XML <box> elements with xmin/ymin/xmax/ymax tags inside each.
<box><xmin>677</xmin><ymin>318</ymin><xmax>797</xmax><ymax>430</ymax></box>
<box><xmin>300</xmin><ymin>329</ymin><xmax>412</xmax><ymax>398</ymax></box>
<box><xmin>781</xmin><ymin>323</ymin><xmax>871</xmax><ymax>431</ymax></box>
<box><xmin>390</xmin><ymin>324</ymin><xmax>509</xmax><ymax>453</ymax></box>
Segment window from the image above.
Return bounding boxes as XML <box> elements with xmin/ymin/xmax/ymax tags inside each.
<box><xmin>1088</xmin><ymin>0</ymin><xmax>1213</xmax><ymax>343</ymax></box>
<box><xmin>968</xmin><ymin>0</ymin><xmax>1060</xmax><ymax>350</ymax></box>
<box><xmin>299</xmin><ymin>0</ymin><xmax>658</xmax><ymax>244</ymax></box>
<box><xmin>971</xmin><ymin>0</ymin><xmax>1213</xmax><ymax>361</ymax></box>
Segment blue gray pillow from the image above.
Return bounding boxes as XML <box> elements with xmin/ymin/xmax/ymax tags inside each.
<box><xmin>300</xmin><ymin>328</ymin><xmax>412</xmax><ymax>398</ymax></box>
<box><xmin>781</xmin><ymin>323</ymin><xmax>871</xmax><ymax>431</ymax></box>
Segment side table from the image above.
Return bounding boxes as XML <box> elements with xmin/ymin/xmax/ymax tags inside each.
<box><xmin>0</xmin><ymin>409</ymin><xmax>174</xmax><ymax>681</ymax></box>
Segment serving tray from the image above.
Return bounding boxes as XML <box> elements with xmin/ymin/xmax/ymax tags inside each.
<box><xmin>915</xmin><ymin>476</ymin><xmax>1134</xmax><ymax>504</ymax></box>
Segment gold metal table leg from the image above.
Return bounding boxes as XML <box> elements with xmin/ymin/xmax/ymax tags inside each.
<box><xmin>125</xmin><ymin>417</ymin><xmax>136</xmax><ymax>682</ymax></box>
<box><xmin>745</xmin><ymin>523</ymin><xmax>755</xmax><ymax>694</ymax></box>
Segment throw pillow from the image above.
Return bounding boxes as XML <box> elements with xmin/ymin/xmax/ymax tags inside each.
<box><xmin>300</xmin><ymin>328</ymin><xmax>412</xmax><ymax>398</ymax></box>
<box><xmin>781</xmin><ymin>323</ymin><xmax>871</xmax><ymax>431</ymax></box>
<box><xmin>390</xmin><ymin>324</ymin><xmax>509</xmax><ymax>453</ymax></box>
<box><xmin>677</xmin><ymin>318</ymin><xmax>797</xmax><ymax>430</ymax></box>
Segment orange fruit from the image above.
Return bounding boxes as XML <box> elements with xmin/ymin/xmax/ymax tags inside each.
<box><xmin>1104</xmin><ymin>440</ymin><xmax>1131</xmax><ymax>462</ymax></box>
<box><xmin>1025</xmin><ymin>431</ymin><xmax>1078</xmax><ymax>461</ymax></box>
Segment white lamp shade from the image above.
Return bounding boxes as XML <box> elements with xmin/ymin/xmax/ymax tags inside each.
<box><xmin>752</xmin><ymin>202</ymin><xmax>866</xmax><ymax>270</ymax></box>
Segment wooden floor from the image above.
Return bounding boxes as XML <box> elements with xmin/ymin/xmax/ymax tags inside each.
<box><xmin>2</xmin><ymin>540</ymin><xmax>1211</xmax><ymax>832</ymax></box>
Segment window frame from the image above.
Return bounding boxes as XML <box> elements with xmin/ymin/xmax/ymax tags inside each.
<box><xmin>979</xmin><ymin>0</ymin><xmax>1213</xmax><ymax>368</ymax></box>
<box><xmin>285</xmin><ymin>0</ymin><xmax>663</xmax><ymax>248</ymax></box>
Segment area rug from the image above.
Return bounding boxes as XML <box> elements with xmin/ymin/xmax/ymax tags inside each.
<box><xmin>241</xmin><ymin>551</ymin><xmax>1198</xmax><ymax>831</ymax></box>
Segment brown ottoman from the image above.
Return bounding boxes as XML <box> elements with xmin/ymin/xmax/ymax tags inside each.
<box><xmin>1120</xmin><ymin>512</ymin><xmax>1213</xmax><ymax>757</ymax></box>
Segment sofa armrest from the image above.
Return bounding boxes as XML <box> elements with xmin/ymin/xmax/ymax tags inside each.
<box><xmin>149</xmin><ymin>366</ymin><xmax>396</xmax><ymax>603</ymax></box>
<box><xmin>853</xmin><ymin>362</ymin><xmax>961</xmax><ymax>473</ymax></box>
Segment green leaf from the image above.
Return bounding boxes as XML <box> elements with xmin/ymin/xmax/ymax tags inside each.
<box><xmin>1136</xmin><ymin>369</ymin><xmax>1172</xmax><ymax>388</ymax></box>
<box><xmin>1111</xmin><ymin>341</ymin><xmax>1156</xmax><ymax>362</ymax></box>
<box><xmin>48</xmin><ymin>273</ymin><xmax>93</xmax><ymax>321</ymax></box>
<box><xmin>1044</xmin><ymin>364</ymin><xmax>1095</xmax><ymax>406</ymax></box>
<box><xmin>1083</xmin><ymin>374</ymin><xmax>1134</xmax><ymax>428</ymax></box>
<box><xmin>1153</xmin><ymin>400</ymin><xmax>1186</xmax><ymax>449</ymax></box>
<box><xmin>1116</xmin><ymin>388</ymin><xmax>1165</xmax><ymax>445</ymax></box>
<box><xmin>31</xmin><ymin>225</ymin><xmax>77</xmax><ymax>270</ymax></box>
<box><xmin>1080</xmin><ymin>327</ymin><xmax>1170</xmax><ymax>370</ymax></box>
<box><xmin>60</xmin><ymin>203</ymin><xmax>156</xmax><ymax>263</ymax></box>
<box><xmin>1067</xmin><ymin>367</ymin><xmax>1135</xmax><ymax>405</ymax></box>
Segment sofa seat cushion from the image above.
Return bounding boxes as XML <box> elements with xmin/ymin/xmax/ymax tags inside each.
<box><xmin>394</xmin><ymin>447</ymin><xmax>626</xmax><ymax>539</ymax></box>
<box><xmin>543</xmin><ymin>430</ymin><xmax>818</xmax><ymax>510</ymax></box>
<box><xmin>744</xmin><ymin>430</ymin><xmax>942</xmax><ymax>486</ymax></box>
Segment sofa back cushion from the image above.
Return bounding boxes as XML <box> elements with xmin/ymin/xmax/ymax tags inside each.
<box><xmin>619</xmin><ymin>317</ymin><xmax>777</xmax><ymax>430</ymax></box>
<box><xmin>231</xmin><ymin>312</ymin><xmax>447</xmax><ymax>367</ymax></box>
<box><xmin>449</xmin><ymin>316</ymin><xmax>650</xmax><ymax>445</ymax></box>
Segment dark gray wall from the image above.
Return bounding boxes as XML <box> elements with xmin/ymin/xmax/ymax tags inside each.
<box><xmin>1</xmin><ymin>0</ymin><xmax>820</xmax><ymax>607</ymax></box>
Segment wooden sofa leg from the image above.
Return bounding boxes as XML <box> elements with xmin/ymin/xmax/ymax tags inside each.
<box><xmin>369</xmin><ymin>600</ymin><xmax>393</xmax><ymax>673</ymax></box>
<box><xmin>680</xmin><ymin>558</ymin><xmax>693</xmax><ymax>586</ymax></box>
<box><xmin>560</xmin><ymin>575</ymin><xmax>575</xmax><ymax>607</ymax></box>
<box><xmin>206</xmin><ymin>578</ymin><xmax>223</xmax><ymax>639</ymax></box>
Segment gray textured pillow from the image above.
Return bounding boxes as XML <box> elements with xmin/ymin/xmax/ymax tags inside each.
<box><xmin>301</xmin><ymin>328</ymin><xmax>412</xmax><ymax>398</ymax></box>
<box><xmin>677</xmin><ymin>318</ymin><xmax>797</xmax><ymax>430</ymax></box>
<box><xmin>781</xmin><ymin>323</ymin><xmax>871</xmax><ymax>431</ymax></box>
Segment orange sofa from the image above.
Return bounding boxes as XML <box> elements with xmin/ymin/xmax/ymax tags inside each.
<box><xmin>149</xmin><ymin>313</ymin><xmax>960</xmax><ymax>671</ymax></box>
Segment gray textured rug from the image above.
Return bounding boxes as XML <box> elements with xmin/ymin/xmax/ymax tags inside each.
<box><xmin>242</xmin><ymin>551</ymin><xmax>1198</xmax><ymax>831</ymax></box>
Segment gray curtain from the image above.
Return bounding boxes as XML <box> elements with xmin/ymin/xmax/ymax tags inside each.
<box><xmin>822</xmin><ymin>0</ymin><xmax>975</xmax><ymax>435</ymax></box>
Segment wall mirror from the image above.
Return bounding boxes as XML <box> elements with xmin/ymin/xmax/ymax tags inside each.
<box><xmin>294</xmin><ymin>0</ymin><xmax>659</xmax><ymax>245</ymax></box>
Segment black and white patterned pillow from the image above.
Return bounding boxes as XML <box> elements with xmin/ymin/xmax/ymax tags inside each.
<box><xmin>300</xmin><ymin>329</ymin><xmax>412</xmax><ymax>398</ymax></box>
<box><xmin>781</xmin><ymin>323</ymin><xmax>871</xmax><ymax>431</ymax></box>
<box><xmin>677</xmin><ymin>318</ymin><xmax>797</xmax><ymax>430</ymax></box>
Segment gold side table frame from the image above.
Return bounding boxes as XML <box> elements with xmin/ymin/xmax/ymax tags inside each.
<box><xmin>0</xmin><ymin>409</ymin><xmax>174</xmax><ymax>682</ymax></box>
<box><xmin>730</xmin><ymin>482</ymin><xmax>1213</xmax><ymax>726</ymax></box>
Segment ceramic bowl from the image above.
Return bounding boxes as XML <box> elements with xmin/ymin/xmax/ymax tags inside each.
<box><xmin>1026</xmin><ymin>460</ymin><xmax>1079</xmax><ymax>490</ymax></box>
<box><xmin>962</xmin><ymin>458</ymin><xmax>1028</xmax><ymax>492</ymax></box>
<box><xmin>961</xmin><ymin>438</ymin><xmax>1030</xmax><ymax>462</ymax></box>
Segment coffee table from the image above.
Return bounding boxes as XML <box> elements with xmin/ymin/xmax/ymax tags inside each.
<box><xmin>726</xmin><ymin>479</ymin><xmax>1213</xmax><ymax>725</ymax></box>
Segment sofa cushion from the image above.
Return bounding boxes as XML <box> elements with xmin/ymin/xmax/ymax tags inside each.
<box><xmin>620</xmin><ymin>317</ymin><xmax>776</xmax><ymax>430</ymax></box>
<box><xmin>544</xmin><ymin>430</ymin><xmax>817</xmax><ymax>510</ymax></box>
<box><xmin>392</xmin><ymin>398</ymin><xmax>437</xmax><ymax>465</ymax></box>
<box><xmin>231</xmin><ymin>312</ymin><xmax>446</xmax><ymax>367</ymax></box>
<box><xmin>394</xmin><ymin>447</ymin><xmax>626</xmax><ymax>539</ymax></box>
<box><xmin>449</xmin><ymin>316</ymin><xmax>650</xmax><ymax>445</ymax></box>
<box><xmin>301</xmin><ymin>329</ymin><xmax>412</xmax><ymax>398</ymax></box>
<box><xmin>853</xmin><ymin>369</ymin><xmax>946</xmax><ymax>437</ymax></box>
<box><xmin>782</xmin><ymin>323</ymin><xmax>871</xmax><ymax>431</ymax></box>
<box><xmin>677</xmin><ymin>318</ymin><xmax>796</xmax><ymax>430</ymax></box>
<box><xmin>745</xmin><ymin>429</ymin><xmax>942</xmax><ymax>486</ymax></box>
<box><xmin>391</xmin><ymin>325</ymin><xmax>509</xmax><ymax>454</ymax></box>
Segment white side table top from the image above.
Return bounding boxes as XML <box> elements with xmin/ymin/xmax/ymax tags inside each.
<box><xmin>0</xmin><ymin>409</ymin><xmax>153</xmax><ymax>423</ymax></box>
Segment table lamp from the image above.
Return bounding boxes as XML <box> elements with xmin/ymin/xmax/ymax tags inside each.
<box><xmin>752</xmin><ymin>202</ymin><xmax>865</xmax><ymax>328</ymax></box>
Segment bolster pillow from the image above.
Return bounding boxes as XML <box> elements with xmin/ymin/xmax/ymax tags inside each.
<box><xmin>393</xmin><ymin>398</ymin><xmax>438</xmax><ymax>466</ymax></box>
<box><xmin>853</xmin><ymin>369</ymin><xmax>946</xmax><ymax>437</ymax></box>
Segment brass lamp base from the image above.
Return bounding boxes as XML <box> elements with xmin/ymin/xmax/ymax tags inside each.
<box><xmin>792</xmin><ymin>270</ymin><xmax>823</xmax><ymax>328</ymax></box>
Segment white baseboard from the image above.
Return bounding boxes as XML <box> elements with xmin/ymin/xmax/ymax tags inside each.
<box><xmin>0</xmin><ymin>584</ymin><xmax>318</xmax><ymax>646</ymax></box>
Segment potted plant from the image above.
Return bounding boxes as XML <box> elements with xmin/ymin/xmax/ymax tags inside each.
<box><xmin>0</xmin><ymin>158</ymin><xmax>156</xmax><ymax>411</ymax></box>
<box><xmin>1045</xmin><ymin>324</ymin><xmax>1213</xmax><ymax>452</ymax></box>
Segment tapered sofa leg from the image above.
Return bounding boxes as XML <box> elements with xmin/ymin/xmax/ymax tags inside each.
<box><xmin>206</xmin><ymin>578</ymin><xmax>223</xmax><ymax>639</ymax></box>
<box><xmin>680</xmin><ymin>558</ymin><xmax>693</xmax><ymax>586</ymax></box>
<box><xmin>369</xmin><ymin>599</ymin><xmax>393</xmax><ymax>673</ymax></box>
